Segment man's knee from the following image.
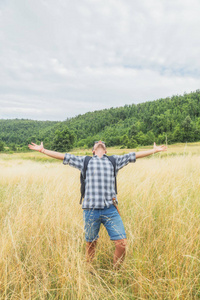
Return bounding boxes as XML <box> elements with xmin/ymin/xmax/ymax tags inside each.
<box><xmin>114</xmin><ymin>238</ymin><xmax>127</xmax><ymax>249</ymax></box>
<box><xmin>86</xmin><ymin>240</ymin><xmax>97</xmax><ymax>249</ymax></box>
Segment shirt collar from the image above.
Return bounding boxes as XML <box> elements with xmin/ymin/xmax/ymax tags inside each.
<box><xmin>93</xmin><ymin>154</ymin><xmax>107</xmax><ymax>158</ymax></box>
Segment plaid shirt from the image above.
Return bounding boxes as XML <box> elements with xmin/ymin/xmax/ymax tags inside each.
<box><xmin>63</xmin><ymin>152</ymin><xmax>136</xmax><ymax>209</ymax></box>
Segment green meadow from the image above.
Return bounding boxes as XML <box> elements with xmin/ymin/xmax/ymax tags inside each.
<box><xmin>0</xmin><ymin>143</ymin><xmax>200</xmax><ymax>299</ymax></box>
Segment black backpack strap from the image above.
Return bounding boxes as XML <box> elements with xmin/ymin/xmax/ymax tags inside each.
<box><xmin>83</xmin><ymin>156</ymin><xmax>92</xmax><ymax>179</ymax></box>
<box><xmin>80</xmin><ymin>156</ymin><xmax>92</xmax><ymax>204</ymax></box>
<box><xmin>106</xmin><ymin>155</ymin><xmax>117</xmax><ymax>194</ymax></box>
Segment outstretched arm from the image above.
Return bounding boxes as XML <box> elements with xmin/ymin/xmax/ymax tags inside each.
<box><xmin>28</xmin><ymin>142</ymin><xmax>65</xmax><ymax>160</ymax></box>
<box><xmin>135</xmin><ymin>142</ymin><xmax>167</xmax><ymax>159</ymax></box>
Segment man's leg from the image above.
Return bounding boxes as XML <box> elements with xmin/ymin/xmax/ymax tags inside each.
<box><xmin>86</xmin><ymin>240</ymin><xmax>98</xmax><ymax>263</ymax></box>
<box><xmin>101</xmin><ymin>205</ymin><xmax>127</xmax><ymax>268</ymax></box>
<box><xmin>113</xmin><ymin>238</ymin><xmax>127</xmax><ymax>268</ymax></box>
<box><xmin>83</xmin><ymin>209</ymin><xmax>100</xmax><ymax>264</ymax></box>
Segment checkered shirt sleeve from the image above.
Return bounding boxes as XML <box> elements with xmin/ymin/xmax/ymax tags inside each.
<box><xmin>113</xmin><ymin>152</ymin><xmax>136</xmax><ymax>172</ymax></box>
<box><xmin>63</xmin><ymin>153</ymin><xmax>86</xmax><ymax>171</ymax></box>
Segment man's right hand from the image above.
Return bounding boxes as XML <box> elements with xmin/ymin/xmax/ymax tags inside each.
<box><xmin>28</xmin><ymin>142</ymin><xmax>65</xmax><ymax>160</ymax></box>
<box><xmin>28</xmin><ymin>142</ymin><xmax>44</xmax><ymax>152</ymax></box>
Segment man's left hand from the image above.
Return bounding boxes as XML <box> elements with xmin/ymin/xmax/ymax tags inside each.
<box><xmin>153</xmin><ymin>142</ymin><xmax>167</xmax><ymax>153</ymax></box>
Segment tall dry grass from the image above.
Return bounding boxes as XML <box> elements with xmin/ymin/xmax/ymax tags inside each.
<box><xmin>0</xmin><ymin>149</ymin><xmax>200</xmax><ymax>299</ymax></box>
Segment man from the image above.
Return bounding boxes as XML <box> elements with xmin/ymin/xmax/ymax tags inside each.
<box><xmin>28</xmin><ymin>140</ymin><xmax>167</xmax><ymax>268</ymax></box>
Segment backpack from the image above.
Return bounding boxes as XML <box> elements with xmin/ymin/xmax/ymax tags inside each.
<box><xmin>80</xmin><ymin>155</ymin><xmax>117</xmax><ymax>204</ymax></box>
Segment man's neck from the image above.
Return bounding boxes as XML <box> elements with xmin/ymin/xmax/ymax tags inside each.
<box><xmin>95</xmin><ymin>150</ymin><xmax>106</xmax><ymax>158</ymax></box>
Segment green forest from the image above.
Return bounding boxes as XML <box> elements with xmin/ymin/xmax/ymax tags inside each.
<box><xmin>0</xmin><ymin>90</ymin><xmax>200</xmax><ymax>152</ymax></box>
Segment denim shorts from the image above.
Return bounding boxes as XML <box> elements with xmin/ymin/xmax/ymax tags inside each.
<box><xmin>83</xmin><ymin>205</ymin><xmax>126</xmax><ymax>242</ymax></box>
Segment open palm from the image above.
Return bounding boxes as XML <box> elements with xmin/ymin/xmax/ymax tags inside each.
<box><xmin>153</xmin><ymin>142</ymin><xmax>167</xmax><ymax>152</ymax></box>
<box><xmin>28</xmin><ymin>142</ymin><xmax>44</xmax><ymax>152</ymax></box>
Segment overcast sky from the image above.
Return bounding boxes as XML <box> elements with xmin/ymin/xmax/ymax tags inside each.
<box><xmin>0</xmin><ymin>0</ymin><xmax>200</xmax><ymax>121</ymax></box>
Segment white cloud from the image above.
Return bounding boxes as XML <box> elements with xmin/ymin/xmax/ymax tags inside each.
<box><xmin>0</xmin><ymin>0</ymin><xmax>200</xmax><ymax>120</ymax></box>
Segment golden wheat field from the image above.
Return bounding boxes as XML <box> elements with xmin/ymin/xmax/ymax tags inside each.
<box><xmin>0</xmin><ymin>143</ymin><xmax>200</xmax><ymax>299</ymax></box>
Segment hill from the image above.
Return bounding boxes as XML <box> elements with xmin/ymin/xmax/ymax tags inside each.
<box><xmin>0</xmin><ymin>90</ymin><xmax>200</xmax><ymax>151</ymax></box>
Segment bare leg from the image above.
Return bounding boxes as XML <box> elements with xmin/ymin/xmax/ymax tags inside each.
<box><xmin>86</xmin><ymin>240</ymin><xmax>98</xmax><ymax>263</ymax></box>
<box><xmin>113</xmin><ymin>238</ymin><xmax>127</xmax><ymax>269</ymax></box>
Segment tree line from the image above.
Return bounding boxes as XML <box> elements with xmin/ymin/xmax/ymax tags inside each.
<box><xmin>0</xmin><ymin>90</ymin><xmax>200</xmax><ymax>152</ymax></box>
